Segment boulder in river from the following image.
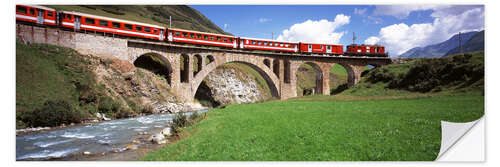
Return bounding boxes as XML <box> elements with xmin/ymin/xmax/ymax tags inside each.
<box><xmin>161</xmin><ymin>127</ymin><xmax>171</xmax><ymax>136</ymax></box>
<box><xmin>148</xmin><ymin>133</ymin><xmax>166</xmax><ymax>144</ymax></box>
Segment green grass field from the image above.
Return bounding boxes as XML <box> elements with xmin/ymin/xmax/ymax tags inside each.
<box><xmin>142</xmin><ymin>92</ymin><xmax>483</xmax><ymax>161</ymax></box>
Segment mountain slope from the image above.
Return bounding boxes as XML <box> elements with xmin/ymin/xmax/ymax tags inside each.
<box><xmin>445</xmin><ymin>30</ymin><xmax>484</xmax><ymax>56</ymax></box>
<box><xmin>399</xmin><ymin>31</ymin><xmax>477</xmax><ymax>58</ymax></box>
<box><xmin>46</xmin><ymin>5</ymin><xmax>228</xmax><ymax>34</ymax></box>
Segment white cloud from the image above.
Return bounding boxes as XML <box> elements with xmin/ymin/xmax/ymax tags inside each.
<box><xmin>354</xmin><ymin>8</ymin><xmax>367</xmax><ymax>15</ymax></box>
<box><xmin>223</xmin><ymin>24</ymin><xmax>228</xmax><ymax>29</ymax></box>
<box><xmin>258</xmin><ymin>18</ymin><xmax>271</xmax><ymax>23</ymax></box>
<box><xmin>277</xmin><ymin>14</ymin><xmax>350</xmax><ymax>44</ymax></box>
<box><xmin>367</xmin><ymin>5</ymin><xmax>484</xmax><ymax>56</ymax></box>
<box><xmin>364</xmin><ymin>36</ymin><xmax>380</xmax><ymax>45</ymax></box>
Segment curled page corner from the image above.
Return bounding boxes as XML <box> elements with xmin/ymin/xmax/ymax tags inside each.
<box><xmin>436</xmin><ymin>116</ymin><xmax>483</xmax><ymax>160</ymax></box>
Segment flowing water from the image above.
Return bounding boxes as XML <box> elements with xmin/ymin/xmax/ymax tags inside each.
<box><xmin>16</xmin><ymin>110</ymin><xmax>207</xmax><ymax>160</ymax></box>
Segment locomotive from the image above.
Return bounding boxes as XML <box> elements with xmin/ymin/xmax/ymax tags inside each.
<box><xmin>16</xmin><ymin>5</ymin><xmax>388</xmax><ymax>57</ymax></box>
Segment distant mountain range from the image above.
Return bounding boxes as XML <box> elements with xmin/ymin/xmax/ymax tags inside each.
<box><xmin>398</xmin><ymin>31</ymin><xmax>483</xmax><ymax>58</ymax></box>
<box><xmin>445</xmin><ymin>30</ymin><xmax>484</xmax><ymax>56</ymax></box>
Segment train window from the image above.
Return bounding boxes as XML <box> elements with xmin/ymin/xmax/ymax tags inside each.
<box><xmin>217</xmin><ymin>37</ymin><xmax>221</xmax><ymax>41</ymax></box>
<box><xmin>144</xmin><ymin>27</ymin><xmax>151</xmax><ymax>32</ymax></box>
<box><xmin>47</xmin><ymin>12</ymin><xmax>53</xmax><ymax>17</ymax></box>
<box><xmin>175</xmin><ymin>32</ymin><xmax>180</xmax><ymax>36</ymax></box>
<box><xmin>320</xmin><ymin>45</ymin><xmax>323</xmax><ymax>49</ymax></box>
<box><xmin>291</xmin><ymin>44</ymin><xmax>295</xmax><ymax>48</ymax></box>
<box><xmin>29</xmin><ymin>8</ymin><xmax>35</xmax><ymax>15</ymax></box>
<box><xmin>275</xmin><ymin>43</ymin><xmax>279</xmax><ymax>46</ymax></box>
<box><xmin>327</xmin><ymin>46</ymin><xmax>331</xmax><ymax>50</ymax></box>
<box><xmin>210</xmin><ymin>36</ymin><xmax>215</xmax><ymax>40</ymax></box>
<box><xmin>269</xmin><ymin>42</ymin><xmax>273</xmax><ymax>46</ymax></box>
<box><xmin>197</xmin><ymin>34</ymin><xmax>202</xmax><ymax>39</ymax></box>
<box><xmin>280</xmin><ymin>43</ymin><xmax>284</xmax><ymax>47</ymax></box>
<box><xmin>154</xmin><ymin>29</ymin><xmax>157</xmax><ymax>34</ymax></box>
<box><xmin>223</xmin><ymin>38</ymin><xmax>228</xmax><ymax>42</ymax></box>
<box><xmin>257</xmin><ymin>41</ymin><xmax>262</xmax><ymax>45</ymax></box>
<box><xmin>285</xmin><ymin>44</ymin><xmax>289</xmax><ymax>47</ymax></box>
<box><xmin>99</xmin><ymin>20</ymin><xmax>108</xmax><ymax>26</ymax></box>
<box><xmin>85</xmin><ymin>18</ymin><xmax>95</xmax><ymax>25</ymax></box>
<box><xmin>136</xmin><ymin>26</ymin><xmax>143</xmax><ymax>31</ymax></box>
<box><xmin>17</xmin><ymin>6</ymin><xmax>27</xmax><ymax>14</ymax></box>
<box><xmin>124</xmin><ymin>24</ymin><xmax>133</xmax><ymax>30</ymax></box>
<box><xmin>252</xmin><ymin>41</ymin><xmax>256</xmax><ymax>45</ymax></box>
<box><xmin>183</xmin><ymin>32</ymin><xmax>188</xmax><ymax>37</ymax></box>
<box><xmin>204</xmin><ymin>35</ymin><xmax>208</xmax><ymax>40</ymax></box>
<box><xmin>190</xmin><ymin>34</ymin><xmax>195</xmax><ymax>38</ymax></box>
<box><xmin>263</xmin><ymin>42</ymin><xmax>268</xmax><ymax>45</ymax></box>
<box><xmin>229</xmin><ymin>39</ymin><xmax>233</xmax><ymax>42</ymax></box>
<box><xmin>112</xmin><ymin>22</ymin><xmax>120</xmax><ymax>28</ymax></box>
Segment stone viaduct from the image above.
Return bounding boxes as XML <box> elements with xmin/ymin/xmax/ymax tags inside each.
<box><xmin>16</xmin><ymin>24</ymin><xmax>392</xmax><ymax>102</ymax></box>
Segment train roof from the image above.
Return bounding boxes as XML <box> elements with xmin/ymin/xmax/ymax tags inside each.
<box><xmin>239</xmin><ymin>37</ymin><xmax>298</xmax><ymax>44</ymax></box>
<box><xmin>18</xmin><ymin>5</ymin><xmax>56</xmax><ymax>11</ymax></box>
<box><xmin>61</xmin><ymin>11</ymin><xmax>165</xmax><ymax>29</ymax></box>
<box><xmin>347</xmin><ymin>44</ymin><xmax>383</xmax><ymax>47</ymax></box>
<box><xmin>168</xmin><ymin>28</ymin><xmax>236</xmax><ymax>38</ymax></box>
<box><xmin>300</xmin><ymin>41</ymin><xmax>343</xmax><ymax>46</ymax></box>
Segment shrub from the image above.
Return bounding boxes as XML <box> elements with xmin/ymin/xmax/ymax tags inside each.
<box><xmin>115</xmin><ymin>108</ymin><xmax>134</xmax><ymax>119</ymax></box>
<box><xmin>98</xmin><ymin>96</ymin><xmax>120</xmax><ymax>114</ymax></box>
<box><xmin>141</xmin><ymin>104</ymin><xmax>155</xmax><ymax>114</ymax></box>
<box><xmin>170</xmin><ymin>112</ymin><xmax>188</xmax><ymax>134</ymax></box>
<box><xmin>22</xmin><ymin>100</ymin><xmax>85</xmax><ymax>127</ymax></box>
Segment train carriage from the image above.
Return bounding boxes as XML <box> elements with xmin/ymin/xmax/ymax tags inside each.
<box><xmin>240</xmin><ymin>37</ymin><xmax>298</xmax><ymax>53</ymax></box>
<box><xmin>16</xmin><ymin>5</ymin><xmax>57</xmax><ymax>26</ymax></box>
<box><xmin>299</xmin><ymin>42</ymin><xmax>344</xmax><ymax>55</ymax></box>
<box><xmin>58</xmin><ymin>11</ymin><xmax>165</xmax><ymax>40</ymax></box>
<box><xmin>167</xmin><ymin>28</ymin><xmax>237</xmax><ymax>48</ymax></box>
<box><xmin>346</xmin><ymin>44</ymin><xmax>387</xmax><ymax>57</ymax></box>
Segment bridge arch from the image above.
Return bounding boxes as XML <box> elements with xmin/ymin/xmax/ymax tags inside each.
<box><xmin>133</xmin><ymin>52</ymin><xmax>173</xmax><ymax>85</ymax></box>
<box><xmin>293</xmin><ymin>61</ymin><xmax>325</xmax><ymax>95</ymax></box>
<box><xmin>336</xmin><ymin>63</ymin><xmax>357</xmax><ymax>87</ymax></box>
<box><xmin>190</xmin><ymin>54</ymin><xmax>281</xmax><ymax>101</ymax></box>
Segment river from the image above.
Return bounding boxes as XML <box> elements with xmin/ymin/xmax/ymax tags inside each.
<box><xmin>16</xmin><ymin>110</ymin><xmax>207</xmax><ymax>160</ymax></box>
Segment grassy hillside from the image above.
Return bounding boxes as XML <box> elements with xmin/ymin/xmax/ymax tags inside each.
<box><xmin>16</xmin><ymin>41</ymin><xmax>179</xmax><ymax>128</ymax></box>
<box><xmin>345</xmin><ymin>51</ymin><xmax>484</xmax><ymax>97</ymax></box>
<box><xmin>46</xmin><ymin>5</ymin><xmax>227</xmax><ymax>34</ymax></box>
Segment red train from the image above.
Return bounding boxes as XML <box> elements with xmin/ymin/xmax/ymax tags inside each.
<box><xmin>16</xmin><ymin>5</ymin><xmax>388</xmax><ymax>57</ymax></box>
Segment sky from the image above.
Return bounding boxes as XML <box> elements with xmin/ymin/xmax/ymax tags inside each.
<box><xmin>191</xmin><ymin>5</ymin><xmax>484</xmax><ymax>56</ymax></box>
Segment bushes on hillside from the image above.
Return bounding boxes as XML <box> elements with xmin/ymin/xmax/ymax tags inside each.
<box><xmin>20</xmin><ymin>100</ymin><xmax>86</xmax><ymax>127</ymax></box>
<box><xmin>170</xmin><ymin>111</ymin><xmax>205</xmax><ymax>135</ymax></box>
<box><xmin>362</xmin><ymin>52</ymin><xmax>484</xmax><ymax>93</ymax></box>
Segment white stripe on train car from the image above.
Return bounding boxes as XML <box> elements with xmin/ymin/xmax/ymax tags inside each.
<box><xmin>244</xmin><ymin>45</ymin><xmax>295</xmax><ymax>51</ymax></box>
<box><xmin>80</xmin><ymin>24</ymin><xmax>159</xmax><ymax>38</ymax></box>
<box><xmin>62</xmin><ymin>22</ymin><xmax>74</xmax><ymax>27</ymax></box>
<box><xmin>16</xmin><ymin>14</ymin><xmax>37</xmax><ymax>21</ymax></box>
<box><xmin>174</xmin><ymin>37</ymin><xmax>234</xmax><ymax>46</ymax></box>
<box><xmin>44</xmin><ymin>19</ymin><xmax>55</xmax><ymax>23</ymax></box>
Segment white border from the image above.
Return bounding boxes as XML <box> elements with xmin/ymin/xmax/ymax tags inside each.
<box><xmin>5</xmin><ymin>1</ymin><xmax>496</xmax><ymax>167</ymax></box>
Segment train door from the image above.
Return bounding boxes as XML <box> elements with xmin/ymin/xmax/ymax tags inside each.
<box><xmin>240</xmin><ymin>40</ymin><xmax>244</xmax><ymax>49</ymax></box>
<box><xmin>36</xmin><ymin>9</ymin><xmax>44</xmax><ymax>24</ymax></box>
<box><xmin>308</xmin><ymin>44</ymin><xmax>312</xmax><ymax>52</ymax></box>
<box><xmin>163</xmin><ymin>29</ymin><xmax>168</xmax><ymax>41</ymax></box>
<box><xmin>326</xmin><ymin>45</ymin><xmax>332</xmax><ymax>54</ymax></box>
<box><xmin>233</xmin><ymin>39</ymin><xmax>237</xmax><ymax>48</ymax></box>
<box><xmin>74</xmin><ymin>16</ymin><xmax>81</xmax><ymax>30</ymax></box>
